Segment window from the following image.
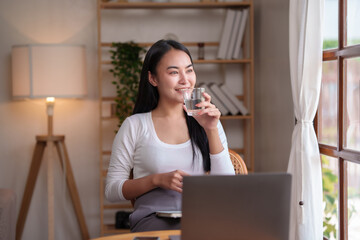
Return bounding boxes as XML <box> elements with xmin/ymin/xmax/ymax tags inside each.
<box><xmin>318</xmin><ymin>0</ymin><xmax>360</xmax><ymax>239</ymax></box>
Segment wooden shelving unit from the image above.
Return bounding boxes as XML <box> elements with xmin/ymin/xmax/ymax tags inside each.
<box><xmin>97</xmin><ymin>0</ymin><xmax>254</xmax><ymax>236</ymax></box>
<box><xmin>100</xmin><ymin>1</ymin><xmax>251</xmax><ymax>9</ymax></box>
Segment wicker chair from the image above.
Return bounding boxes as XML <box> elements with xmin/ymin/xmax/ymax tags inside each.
<box><xmin>229</xmin><ymin>149</ymin><xmax>248</xmax><ymax>175</ymax></box>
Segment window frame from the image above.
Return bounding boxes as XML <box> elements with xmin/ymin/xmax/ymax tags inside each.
<box><xmin>317</xmin><ymin>0</ymin><xmax>360</xmax><ymax>239</ymax></box>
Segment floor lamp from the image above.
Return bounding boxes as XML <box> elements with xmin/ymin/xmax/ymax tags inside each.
<box><xmin>11</xmin><ymin>44</ymin><xmax>89</xmax><ymax>240</ymax></box>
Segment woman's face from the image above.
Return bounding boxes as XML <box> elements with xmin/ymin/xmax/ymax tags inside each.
<box><xmin>149</xmin><ymin>49</ymin><xmax>196</xmax><ymax>105</ymax></box>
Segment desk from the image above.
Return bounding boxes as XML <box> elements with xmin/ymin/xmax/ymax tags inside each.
<box><xmin>92</xmin><ymin>230</ymin><xmax>181</xmax><ymax>240</ymax></box>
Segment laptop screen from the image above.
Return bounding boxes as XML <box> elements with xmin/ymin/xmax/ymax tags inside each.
<box><xmin>181</xmin><ymin>173</ymin><xmax>292</xmax><ymax>240</ymax></box>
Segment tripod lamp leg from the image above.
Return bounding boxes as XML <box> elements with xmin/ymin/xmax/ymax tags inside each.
<box><xmin>16</xmin><ymin>141</ymin><xmax>46</xmax><ymax>240</ymax></box>
<box><xmin>55</xmin><ymin>140</ymin><xmax>89</xmax><ymax>240</ymax></box>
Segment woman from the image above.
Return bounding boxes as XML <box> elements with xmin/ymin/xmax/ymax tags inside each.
<box><xmin>105</xmin><ymin>39</ymin><xmax>235</xmax><ymax>232</ymax></box>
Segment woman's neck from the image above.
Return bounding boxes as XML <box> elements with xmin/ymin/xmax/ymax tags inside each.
<box><xmin>152</xmin><ymin>100</ymin><xmax>184</xmax><ymax>119</ymax></box>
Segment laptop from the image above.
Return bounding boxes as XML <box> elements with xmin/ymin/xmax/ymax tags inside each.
<box><xmin>180</xmin><ymin>173</ymin><xmax>292</xmax><ymax>240</ymax></box>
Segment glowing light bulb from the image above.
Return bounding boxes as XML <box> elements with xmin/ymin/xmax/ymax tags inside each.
<box><xmin>46</xmin><ymin>97</ymin><xmax>55</xmax><ymax>103</ymax></box>
<box><xmin>46</xmin><ymin>97</ymin><xmax>55</xmax><ymax>116</ymax></box>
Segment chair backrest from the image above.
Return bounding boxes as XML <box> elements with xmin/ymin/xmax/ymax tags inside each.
<box><xmin>228</xmin><ymin>149</ymin><xmax>248</xmax><ymax>175</ymax></box>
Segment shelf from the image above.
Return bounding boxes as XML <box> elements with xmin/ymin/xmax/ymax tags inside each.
<box><xmin>101</xmin><ymin>96</ymin><xmax>119</xmax><ymax>101</ymax></box>
<box><xmin>100</xmin><ymin>2</ymin><xmax>251</xmax><ymax>9</ymax></box>
<box><xmin>101</xmin><ymin>41</ymin><xmax>252</xmax><ymax>64</ymax></box>
<box><xmin>194</xmin><ymin>59</ymin><xmax>252</xmax><ymax>64</ymax></box>
<box><xmin>101</xmin><ymin>116</ymin><xmax>118</xmax><ymax>120</ymax></box>
<box><xmin>102</xmin><ymin>59</ymin><xmax>251</xmax><ymax>65</ymax></box>
<box><xmin>101</xmin><ymin>95</ymin><xmax>245</xmax><ymax>101</ymax></box>
<box><xmin>102</xmin><ymin>150</ymin><xmax>111</xmax><ymax>155</ymax></box>
<box><xmin>221</xmin><ymin>115</ymin><xmax>252</xmax><ymax>120</ymax></box>
<box><xmin>231</xmin><ymin>148</ymin><xmax>244</xmax><ymax>154</ymax></box>
<box><xmin>103</xmin><ymin>224</ymin><xmax>131</xmax><ymax>234</ymax></box>
<box><xmin>101</xmin><ymin>41</ymin><xmax>219</xmax><ymax>48</ymax></box>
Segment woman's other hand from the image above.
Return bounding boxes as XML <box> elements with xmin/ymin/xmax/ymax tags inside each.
<box><xmin>153</xmin><ymin>170</ymin><xmax>190</xmax><ymax>193</ymax></box>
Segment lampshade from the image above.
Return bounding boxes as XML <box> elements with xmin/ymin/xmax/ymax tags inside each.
<box><xmin>11</xmin><ymin>44</ymin><xmax>87</xmax><ymax>99</ymax></box>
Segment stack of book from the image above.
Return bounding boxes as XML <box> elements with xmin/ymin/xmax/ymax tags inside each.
<box><xmin>198</xmin><ymin>82</ymin><xmax>249</xmax><ymax>116</ymax></box>
<box><xmin>217</xmin><ymin>8</ymin><xmax>249</xmax><ymax>60</ymax></box>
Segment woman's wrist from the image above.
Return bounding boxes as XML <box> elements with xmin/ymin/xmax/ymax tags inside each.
<box><xmin>205</xmin><ymin>128</ymin><xmax>224</xmax><ymax>154</ymax></box>
<box><xmin>150</xmin><ymin>173</ymin><xmax>160</xmax><ymax>188</ymax></box>
<box><xmin>205</xmin><ymin>127</ymin><xmax>219</xmax><ymax>138</ymax></box>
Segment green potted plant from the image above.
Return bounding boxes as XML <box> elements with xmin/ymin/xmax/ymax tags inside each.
<box><xmin>109</xmin><ymin>41</ymin><xmax>146</xmax><ymax>129</ymax></box>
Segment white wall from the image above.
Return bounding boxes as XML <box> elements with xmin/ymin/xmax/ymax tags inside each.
<box><xmin>0</xmin><ymin>0</ymin><xmax>293</xmax><ymax>239</ymax></box>
<box><xmin>253</xmin><ymin>0</ymin><xmax>294</xmax><ymax>172</ymax></box>
<box><xmin>0</xmin><ymin>0</ymin><xmax>100</xmax><ymax>239</ymax></box>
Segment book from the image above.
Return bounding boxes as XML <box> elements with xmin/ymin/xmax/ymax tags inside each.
<box><xmin>217</xmin><ymin>9</ymin><xmax>236</xmax><ymax>59</ymax></box>
<box><xmin>219</xmin><ymin>83</ymin><xmax>249</xmax><ymax>115</ymax></box>
<box><xmin>209</xmin><ymin>83</ymin><xmax>239</xmax><ymax>115</ymax></box>
<box><xmin>198</xmin><ymin>83</ymin><xmax>230</xmax><ymax>116</ymax></box>
<box><xmin>156</xmin><ymin>211</ymin><xmax>182</xmax><ymax>218</ymax></box>
<box><xmin>232</xmin><ymin>8</ymin><xmax>249</xmax><ymax>59</ymax></box>
<box><xmin>225</xmin><ymin>10</ymin><xmax>242</xmax><ymax>59</ymax></box>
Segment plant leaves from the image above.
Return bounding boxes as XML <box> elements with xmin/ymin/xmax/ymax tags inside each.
<box><xmin>108</xmin><ymin>41</ymin><xmax>146</xmax><ymax>128</ymax></box>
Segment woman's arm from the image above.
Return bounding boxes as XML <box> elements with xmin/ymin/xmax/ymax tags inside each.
<box><xmin>121</xmin><ymin>170</ymin><xmax>189</xmax><ymax>200</ymax></box>
<box><xmin>209</xmin><ymin>122</ymin><xmax>235</xmax><ymax>175</ymax></box>
<box><xmin>105</xmin><ymin>118</ymin><xmax>136</xmax><ymax>202</ymax></box>
<box><xmin>107</xmin><ymin>166</ymin><xmax>188</xmax><ymax>201</ymax></box>
<box><xmin>191</xmin><ymin>92</ymin><xmax>224</xmax><ymax>154</ymax></box>
<box><xmin>204</xmin><ymin>127</ymin><xmax>223</xmax><ymax>154</ymax></box>
<box><xmin>191</xmin><ymin>92</ymin><xmax>235</xmax><ymax>175</ymax></box>
<box><xmin>105</xmin><ymin>117</ymin><xmax>190</xmax><ymax>201</ymax></box>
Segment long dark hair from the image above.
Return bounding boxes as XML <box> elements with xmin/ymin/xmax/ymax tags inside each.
<box><xmin>133</xmin><ymin>39</ymin><xmax>211</xmax><ymax>172</ymax></box>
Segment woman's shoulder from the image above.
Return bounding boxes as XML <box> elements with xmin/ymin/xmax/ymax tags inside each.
<box><xmin>118</xmin><ymin>112</ymin><xmax>150</xmax><ymax>137</ymax></box>
<box><xmin>124</xmin><ymin>112</ymin><xmax>150</xmax><ymax>126</ymax></box>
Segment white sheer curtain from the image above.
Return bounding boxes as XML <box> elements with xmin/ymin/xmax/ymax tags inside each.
<box><xmin>287</xmin><ymin>0</ymin><xmax>324</xmax><ymax>239</ymax></box>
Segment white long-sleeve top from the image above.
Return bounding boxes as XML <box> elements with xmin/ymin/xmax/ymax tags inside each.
<box><xmin>105</xmin><ymin>112</ymin><xmax>235</xmax><ymax>202</ymax></box>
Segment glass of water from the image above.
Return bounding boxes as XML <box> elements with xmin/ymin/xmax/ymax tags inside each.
<box><xmin>181</xmin><ymin>88</ymin><xmax>205</xmax><ymax>116</ymax></box>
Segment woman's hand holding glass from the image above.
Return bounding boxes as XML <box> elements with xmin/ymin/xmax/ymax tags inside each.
<box><xmin>187</xmin><ymin>91</ymin><xmax>221</xmax><ymax>131</ymax></box>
